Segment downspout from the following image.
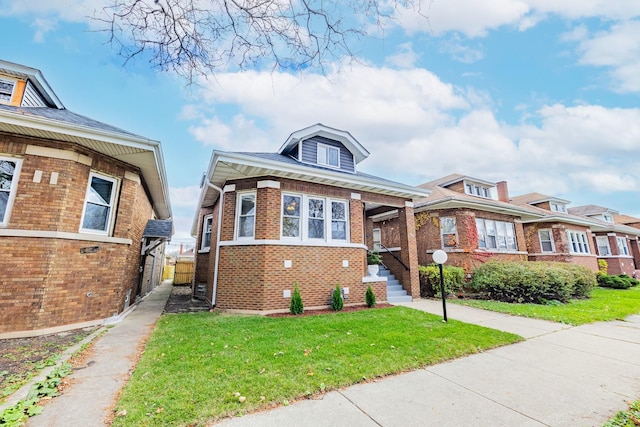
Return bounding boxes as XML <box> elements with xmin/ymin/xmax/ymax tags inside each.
<box><xmin>205</xmin><ymin>179</ymin><xmax>224</xmax><ymax>306</ymax></box>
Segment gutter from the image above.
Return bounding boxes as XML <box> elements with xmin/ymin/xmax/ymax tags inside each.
<box><xmin>205</xmin><ymin>179</ymin><xmax>225</xmax><ymax>307</ymax></box>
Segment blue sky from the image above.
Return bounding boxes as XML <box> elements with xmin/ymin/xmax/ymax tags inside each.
<box><xmin>1</xmin><ymin>1</ymin><xmax>639</xmax><ymax>247</ymax></box>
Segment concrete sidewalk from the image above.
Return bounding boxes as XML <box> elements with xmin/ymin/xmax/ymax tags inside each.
<box><xmin>216</xmin><ymin>300</ymin><xmax>640</xmax><ymax>427</ymax></box>
<box><xmin>26</xmin><ymin>281</ymin><xmax>173</xmax><ymax>427</ymax></box>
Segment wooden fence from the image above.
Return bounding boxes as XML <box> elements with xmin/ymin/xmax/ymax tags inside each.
<box><xmin>174</xmin><ymin>259</ymin><xmax>195</xmax><ymax>285</ymax></box>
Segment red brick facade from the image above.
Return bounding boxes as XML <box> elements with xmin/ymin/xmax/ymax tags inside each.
<box><xmin>0</xmin><ymin>133</ymin><xmax>156</xmax><ymax>337</ymax></box>
<box><xmin>194</xmin><ymin>176</ymin><xmax>414</xmax><ymax>311</ymax></box>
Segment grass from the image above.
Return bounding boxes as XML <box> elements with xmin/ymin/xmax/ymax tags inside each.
<box><xmin>453</xmin><ymin>285</ymin><xmax>640</xmax><ymax>325</ymax></box>
<box><xmin>112</xmin><ymin>306</ymin><xmax>521</xmax><ymax>426</ymax></box>
<box><xmin>603</xmin><ymin>400</ymin><xmax>640</xmax><ymax>427</ymax></box>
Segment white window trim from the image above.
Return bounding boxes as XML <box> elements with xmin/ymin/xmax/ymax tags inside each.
<box><xmin>235</xmin><ymin>191</ymin><xmax>256</xmax><ymax>240</ymax></box>
<box><xmin>0</xmin><ymin>77</ymin><xmax>17</xmax><ymax>104</ymax></box>
<box><xmin>440</xmin><ymin>216</ymin><xmax>458</xmax><ymax>249</ymax></box>
<box><xmin>0</xmin><ymin>156</ymin><xmax>22</xmax><ymax>227</ymax></box>
<box><xmin>79</xmin><ymin>172</ymin><xmax>119</xmax><ymax>236</ymax></box>
<box><xmin>463</xmin><ymin>180</ymin><xmax>491</xmax><ymax>199</ymax></box>
<box><xmin>538</xmin><ymin>229</ymin><xmax>555</xmax><ymax>253</ymax></box>
<box><xmin>566</xmin><ymin>230</ymin><xmax>590</xmax><ymax>254</ymax></box>
<box><xmin>596</xmin><ymin>235</ymin><xmax>611</xmax><ymax>256</ymax></box>
<box><xmin>201</xmin><ymin>214</ymin><xmax>213</xmax><ymax>250</ymax></box>
<box><xmin>281</xmin><ymin>193</ymin><xmax>349</xmax><ymax>243</ymax></box>
<box><xmin>317</xmin><ymin>143</ymin><xmax>340</xmax><ymax>169</ymax></box>
<box><xmin>616</xmin><ymin>236</ymin><xmax>630</xmax><ymax>256</ymax></box>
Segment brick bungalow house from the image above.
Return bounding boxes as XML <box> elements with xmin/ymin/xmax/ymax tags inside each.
<box><xmin>567</xmin><ymin>205</ymin><xmax>640</xmax><ymax>276</ymax></box>
<box><xmin>191</xmin><ymin>124</ymin><xmax>429</xmax><ymax>312</ymax></box>
<box><xmin>0</xmin><ymin>59</ymin><xmax>172</xmax><ymax>338</ymax></box>
<box><xmin>510</xmin><ymin>193</ymin><xmax>600</xmax><ymax>271</ymax></box>
<box><xmin>373</xmin><ymin>174</ymin><xmax>542</xmax><ymax>274</ymax></box>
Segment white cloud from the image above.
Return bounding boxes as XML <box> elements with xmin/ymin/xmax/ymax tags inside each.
<box><xmin>574</xmin><ymin>20</ymin><xmax>640</xmax><ymax>92</ymax></box>
<box><xmin>385</xmin><ymin>42</ymin><xmax>419</xmax><ymax>69</ymax></box>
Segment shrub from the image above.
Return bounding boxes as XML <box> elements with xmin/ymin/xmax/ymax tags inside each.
<box><xmin>289</xmin><ymin>282</ymin><xmax>304</xmax><ymax>315</ymax></box>
<box><xmin>418</xmin><ymin>264</ymin><xmax>465</xmax><ymax>297</ymax></box>
<box><xmin>367</xmin><ymin>251</ymin><xmax>382</xmax><ymax>265</ymax></box>
<box><xmin>471</xmin><ymin>261</ymin><xmax>595</xmax><ymax>304</ymax></box>
<box><xmin>365</xmin><ymin>285</ymin><xmax>376</xmax><ymax>308</ymax></box>
<box><xmin>598</xmin><ymin>274</ymin><xmax>639</xmax><ymax>289</ymax></box>
<box><xmin>598</xmin><ymin>259</ymin><xmax>608</xmax><ymax>274</ymax></box>
<box><xmin>332</xmin><ymin>285</ymin><xmax>343</xmax><ymax>311</ymax></box>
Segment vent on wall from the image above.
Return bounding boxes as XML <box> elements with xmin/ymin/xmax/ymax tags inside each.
<box><xmin>194</xmin><ymin>283</ymin><xmax>207</xmax><ymax>298</ymax></box>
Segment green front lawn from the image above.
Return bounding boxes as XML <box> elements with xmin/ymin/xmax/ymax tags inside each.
<box><xmin>454</xmin><ymin>285</ymin><xmax>640</xmax><ymax>325</ymax></box>
<box><xmin>113</xmin><ymin>306</ymin><xmax>521</xmax><ymax>426</ymax></box>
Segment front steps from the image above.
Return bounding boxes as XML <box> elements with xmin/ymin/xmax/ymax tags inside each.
<box><xmin>378</xmin><ymin>266</ymin><xmax>412</xmax><ymax>303</ymax></box>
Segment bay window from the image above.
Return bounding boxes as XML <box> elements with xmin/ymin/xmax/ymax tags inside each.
<box><xmin>538</xmin><ymin>229</ymin><xmax>555</xmax><ymax>253</ymax></box>
<box><xmin>596</xmin><ymin>236</ymin><xmax>611</xmax><ymax>256</ymax></box>
<box><xmin>566</xmin><ymin>230</ymin><xmax>590</xmax><ymax>254</ymax></box>
<box><xmin>616</xmin><ymin>237</ymin><xmax>630</xmax><ymax>256</ymax></box>
<box><xmin>440</xmin><ymin>217</ymin><xmax>457</xmax><ymax>248</ymax></box>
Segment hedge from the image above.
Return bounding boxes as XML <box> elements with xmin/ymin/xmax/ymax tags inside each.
<box><xmin>471</xmin><ymin>261</ymin><xmax>595</xmax><ymax>304</ymax></box>
<box><xmin>418</xmin><ymin>264</ymin><xmax>466</xmax><ymax>297</ymax></box>
<box><xmin>597</xmin><ymin>274</ymin><xmax>640</xmax><ymax>289</ymax></box>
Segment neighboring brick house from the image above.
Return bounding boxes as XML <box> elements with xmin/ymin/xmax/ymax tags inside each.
<box><xmin>191</xmin><ymin>124</ymin><xmax>429</xmax><ymax>312</ymax></box>
<box><xmin>510</xmin><ymin>194</ymin><xmax>601</xmax><ymax>271</ymax></box>
<box><xmin>0</xmin><ymin>60</ymin><xmax>172</xmax><ymax>338</ymax></box>
<box><xmin>568</xmin><ymin>205</ymin><xmax>640</xmax><ymax>276</ymax></box>
<box><xmin>378</xmin><ymin>174</ymin><xmax>541</xmax><ymax>274</ymax></box>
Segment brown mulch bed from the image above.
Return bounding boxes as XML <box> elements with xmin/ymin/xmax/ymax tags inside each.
<box><xmin>163</xmin><ymin>285</ymin><xmax>211</xmax><ymax>314</ymax></box>
<box><xmin>266</xmin><ymin>303</ymin><xmax>393</xmax><ymax>318</ymax></box>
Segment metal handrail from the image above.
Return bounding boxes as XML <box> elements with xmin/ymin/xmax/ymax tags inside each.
<box><xmin>378</xmin><ymin>243</ymin><xmax>409</xmax><ymax>271</ymax></box>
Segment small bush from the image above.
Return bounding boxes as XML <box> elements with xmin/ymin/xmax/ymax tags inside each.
<box><xmin>332</xmin><ymin>285</ymin><xmax>343</xmax><ymax>311</ymax></box>
<box><xmin>471</xmin><ymin>261</ymin><xmax>595</xmax><ymax>304</ymax></box>
<box><xmin>418</xmin><ymin>264</ymin><xmax>465</xmax><ymax>297</ymax></box>
<box><xmin>598</xmin><ymin>274</ymin><xmax>639</xmax><ymax>289</ymax></box>
<box><xmin>289</xmin><ymin>282</ymin><xmax>304</xmax><ymax>315</ymax></box>
<box><xmin>367</xmin><ymin>251</ymin><xmax>382</xmax><ymax>265</ymax></box>
<box><xmin>365</xmin><ymin>285</ymin><xmax>376</xmax><ymax>308</ymax></box>
<box><xmin>598</xmin><ymin>259</ymin><xmax>608</xmax><ymax>274</ymax></box>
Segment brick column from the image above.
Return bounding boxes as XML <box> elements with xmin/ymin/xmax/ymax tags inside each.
<box><xmin>398</xmin><ymin>202</ymin><xmax>420</xmax><ymax>298</ymax></box>
<box><xmin>256</xmin><ymin>183</ymin><xmax>281</xmax><ymax>240</ymax></box>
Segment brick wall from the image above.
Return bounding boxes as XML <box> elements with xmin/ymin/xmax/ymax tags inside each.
<box><xmin>0</xmin><ymin>133</ymin><xmax>157</xmax><ymax>335</ymax></box>
<box><xmin>216</xmin><ymin>245</ymin><xmax>376</xmax><ymax>311</ymax></box>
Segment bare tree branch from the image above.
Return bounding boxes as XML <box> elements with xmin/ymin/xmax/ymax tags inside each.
<box><xmin>93</xmin><ymin>0</ymin><xmax>423</xmax><ymax>83</ymax></box>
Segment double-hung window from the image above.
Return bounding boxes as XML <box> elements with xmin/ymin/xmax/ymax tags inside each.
<box><xmin>538</xmin><ymin>229</ymin><xmax>555</xmax><ymax>253</ymax></box>
<box><xmin>201</xmin><ymin>215</ymin><xmax>213</xmax><ymax>249</ymax></box>
<box><xmin>440</xmin><ymin>217</ymin><xmax>458</xmax><ymax>248</ymax></box>
<box><xmin>236</xmin><ymin>193</ymin><xmax>256</xmax><ymax>238</ymax></box>
<box><xmin>81</xmin><ymin>172</ymin><xmax>118</xmax><ymax>234</ymax></box>
<box><xmin>317</xmin><ymin>144</ymin><xmax>340</xmax><ymax>168</ymax></box>
<box><xmin>566</xmin><ymin>230</ymin><xmax>590</xmax><ymax>254</ymax></box>
<box><xmin>0</xmin><ymin>157</ymin><xmax>22</xmax><ymax>226</ymax></box>
<box><xmin>475</xmin><ymin>218</ymin><xmax>517</xmax><ymax>251</ymax></box>
<box><xmin>616</xmin><ymin>237</ymin><xmax>630</xmax><ymax>256</ymax></box>
<box><xmin>596</xmin><ymin>236</ymin><xmax>611</xmax><ymax>256</ymax></box>
<box><xmin>282</xmin><ymin>193</ymin><xmax>348</xmax><ymax>242</ymax></box>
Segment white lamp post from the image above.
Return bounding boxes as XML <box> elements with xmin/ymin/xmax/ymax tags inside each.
<box><xmin>432</xmin><ymin>250</ymin><xmax>448</xmax><ymax>322</ymax></box>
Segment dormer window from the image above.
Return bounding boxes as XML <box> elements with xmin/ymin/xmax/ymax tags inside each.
<box><xmin>603</xmin><ymin>214</ymin><xmax>613</xmax><ymax>223</ymax></box>
<box><xmin>550</xmin><ymin>202</ymin><xmax>566</xmax><ymax>213</ymax></box>
<box><xmin>317</xmin><ymin>143</ymin><xmax>340</xmax><ymax>168</ymax></box>
<box><xmin>464</xmin><ymin>182</ymin><xmax>490</xmax><ymax>198</ymax></box>
<box><xmin>0</xmin><ymin>78</ymin><xmax>16</xmax><ymax>103</ymax></box>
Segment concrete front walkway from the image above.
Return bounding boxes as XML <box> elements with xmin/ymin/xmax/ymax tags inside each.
<box><xmin>26</xmin><ymin>281</ymin><xmax>173</xmax><ymax>427</ymax></box>
<box><xmin>216</xmin><ymin>300</ymin><xmax>640</xmax><ymax>427</ymax></box>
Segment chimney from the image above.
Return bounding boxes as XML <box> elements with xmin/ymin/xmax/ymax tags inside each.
<box><xmin>179</xmin><ymin>244</ymin><xmax>183</xmax><ymax>255</ymax></box>
<box><xmin>496</xmin><ymin>181</ymin><xmax>510</xmax><ymax>202</ymax></box>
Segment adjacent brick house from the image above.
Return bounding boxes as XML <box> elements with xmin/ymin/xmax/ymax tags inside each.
<box><xmin>192</xmin><ymin>124</ymin><xmax>429</xmax><ymax>312</ymax></box>
<box><xmin>0</xmin><ymin>60</ymin><xmax>171</xmax><ymax>338</ymax></box>
<box><xmin>376</xmin><ymin>174</ymin><xmax>540</xmax><ymax>274</ymax></box>
<box><xmin>567</xmin><ymin>205</ymin><xmax>640</xmax><ymax>276</ymax></box>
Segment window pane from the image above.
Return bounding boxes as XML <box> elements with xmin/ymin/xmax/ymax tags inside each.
<box><xmin>87</xmin><ymin>177</ymin><xmax>113</xmax><ymax>205</ymax></box>
<box><xmin>541</xmin><ymin>241</ymin><xmax>553</xmax><ymax>252</ymax></box>
<box><xmin>441</xmin><ymin>217</ymin><xmax>456</xmax><ymax>234</ymax></box>
<box><xmin>485</xmin><ymin>220</ymin><xmax>497</xmax><ymax>249</ymax></box>
<box><xmin>283</xmin><ymin>195</ymin><xmax>300</xmax><ymax>217</ymax></box>
<box><xmin>328</xmin><ymin>147</ymin><xmax>339</xmax><ymax>166</ymax></box>
<box><xmin>317</xmin><ymin>145</ymin><xmax>327</xmax><ymax>164</ymax></box>
<box><xmin>332</xmin><ymin>221</ymin><xmax>346</xmax><ymax>240</ymax></box>
<box><xmin>239</xmin><ymin>216</ymin><xmax>254</xmax><ymax>237</ymax></box>
<box><xmin>282</xmin><ymin>217</ymin><xmax>300</xmax><ymax>237</ymax></box>
<box><xmin>309</xmin><ymin>199</ymin><xmax>324</xmax><ymax>218</ymax></box>
<box><xmin>0</xmin><ymin>192</ymin><xmax>8</xmax><ymax>222</ymax></box>
<box><xmin>241</xmin><ymin>196</ymin><xmax>255</xmax><ymax>215</ymax></box>
<box><xmin>331</xmin><ymin>201</ymin><xmax>345</xmax><ymax>220</ymax></box>
<box><xmin>0</xmin><ymin>160</ymin><xmax>16</xmax><ymax>190</ymax></box>
<box><xmin>475</xmin><ymin>219</ymin><xmax>486</xmax><ymax>248</ymax></box>
<box><xmin>496</xmin><ymin>222</ymin><xmax>507</xmax><ymax>249</ymax></box>
<box><xmin>82</xmin><ymin>203</ymin><xmax>109</xmax><ymax>231</ymax></box>
<box><xmin>309</xmin><ymin>219</ymin><xmax>324</xmax><ymax>238</ymax></box>
<box><xmin>506</xmin><ymin>223</ymin><xmax>516</xmax><ymax>250</ymax></box>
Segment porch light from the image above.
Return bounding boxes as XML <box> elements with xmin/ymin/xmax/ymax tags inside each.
<box><xmin>432</xmin><ymin>250</ymin><xmax>448</xmax><ymax>322</ymax></box>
